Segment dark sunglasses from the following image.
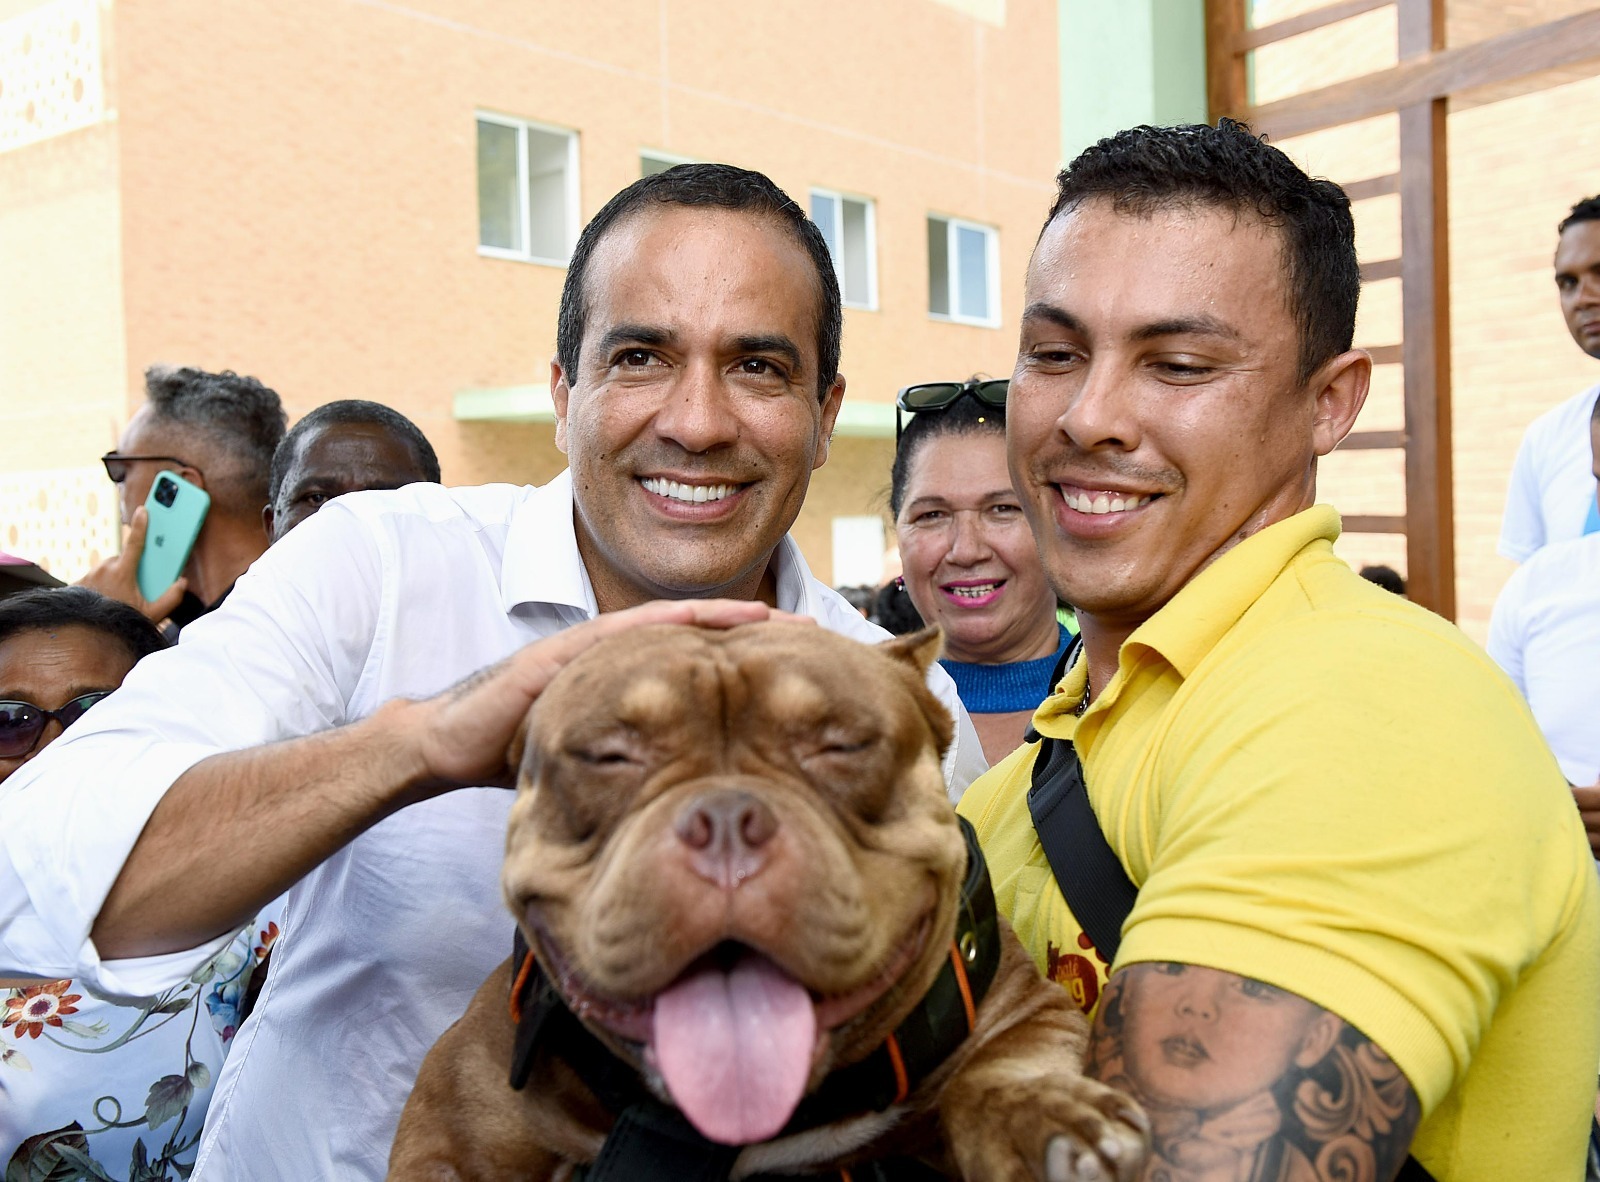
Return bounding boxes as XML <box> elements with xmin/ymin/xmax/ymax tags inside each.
<box><xmin>101</xmin><ymin>452</ymin><xmax>203</xmax><ymax>484</ymax></box>
<box><xmin>893</xmin><ymin>379</ymin><xmax>1009</xmax><ymax>442</ymax></box>
<box><xmin>0</xmin><ymin>692</ymin><xmax>112</xmax><ymax>759</ymax></box>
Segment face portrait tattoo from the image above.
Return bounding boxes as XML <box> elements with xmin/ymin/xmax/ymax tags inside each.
<box><xmin>1090</xmin><ymin>964</ymin><xmax>1418</xmax><ymax>1182</ymax></box>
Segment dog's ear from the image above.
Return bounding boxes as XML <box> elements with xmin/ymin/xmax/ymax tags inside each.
<box><xmin>880</xmin><ymin>626</ymin><xmax>954</xmax><ymax>757</ymax></box>
<box><xmin>504</xmin><ymin>708</ymin><xmax>536</xmax><ymax>787</ymax></box>
<box><xmin>879</xmin><ymin>625</ymin><xmax>943</xmax><ymax>673</ymax></box>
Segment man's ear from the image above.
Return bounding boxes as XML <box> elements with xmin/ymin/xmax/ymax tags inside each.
<box><xmin>1310</xmin><ymin>349</ymin><xmax>1371</xmax><ymax>458</ymax></box>
<box><xmin>261</xmin><ymin>503</ymin><xmax>275</xmax><ymax>542</ymax></box>
<box><xmin>880</xmin><ymin>624</ymin><xmax>943</xmax><ymax>674</ymax></box>
<box><xmin>813</xmin><ymin>374</ymin><xmax>846</xmax><ymax>470</ymax></box>
<box><xmin>550</xmin><ymin>357</ymin><xmax>571</xmax><ymax>455</ymax></box>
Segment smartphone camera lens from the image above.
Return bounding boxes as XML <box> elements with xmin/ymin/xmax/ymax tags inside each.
<box><xmin>154</xmin><ymin>477</ymin><xmax>179</xmax><ymax>508</ymax></box>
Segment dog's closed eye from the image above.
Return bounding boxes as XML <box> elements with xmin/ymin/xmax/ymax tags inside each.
<box><xmin>571</xmin><ymin>743</ymin><xmax>643</xmax><ymax>767</ymax></box>
<box><xmin>560</xmin><ymin>727</ymin><xmax>650</xmax><ymax>770</ymax></box>
<box><xmin>814</xmin><ymin>737</ymin><xmax>874</xmax><ymax>756</ymax></box>
<box><xmin>800</xmin><ymin>726</ymin><xmax>881</xmax><ymax>762</ymax></box>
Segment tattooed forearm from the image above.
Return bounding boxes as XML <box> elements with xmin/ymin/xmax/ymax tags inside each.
<box><xmin>1086</xmin><ymin>962</ymin><xmax>1421</xmax><ymax>1182</ymax></box>
<box><xmin>447</xmin><ymin>658</ymin><xmax>508</xmax><ymax>702</ymax></box>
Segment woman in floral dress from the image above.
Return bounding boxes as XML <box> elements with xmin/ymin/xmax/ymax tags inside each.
<box><xmin>0</xmin><ymin>587</ymin><xmax>279</xmax><ymax>1182</ymax></box>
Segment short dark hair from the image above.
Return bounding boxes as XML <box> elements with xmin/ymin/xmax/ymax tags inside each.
<box><xmin>889</xmin><ymin>383</ymin><xmax>1007</xmax><ymax>518</ymax></box>
<box><xmin>0</xmin><ymin>586</ymin><xmax>168</xmax><ymax>665</ymax></box>
<box><xmin>145</xmin><ymin>366</ymin><xmax>287</xmax><ymax>515</ymax></box>
<box><xmin>1559</xmin><ymin>195</ymin><xmax>1600</xmax><ymax>235</ymax></box>
<box><xmin>1046</xmin><ymin>119</ymin><xmax>1359</xmax><ymax>386</ymax></box>
<box><xmin>870</xmin><ymin>580</ymin><xmax>926</xmax><ymax>636</ymax></box>
<box><xmin>268</xmin><ymin>400</ymin><xmax>441</xmax><ymax>504</ymax></box>
<box><xmin>835</xmin><ymin>584</ymin><xmax>877</xmax><ymax>616</ymax></box>
<box><xmin>556</xmin><ymin>163</ymin><xmax>842</xmax><ymax>399</ymax></box>
<box><xmin>1358</xmin><ymin>564</ymin><xmax>1406</xmax><ymax>596</ymax></box>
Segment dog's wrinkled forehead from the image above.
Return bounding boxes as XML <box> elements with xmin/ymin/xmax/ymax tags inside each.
<box><xmin>532</xmin><ymin>624</ymin><xmax>734</xmax><ymax>738</ymax></box>
<box><xmin>529</xmin><ymin>621</ymin><xmax>938</xmax><ymax>749</ymax></box>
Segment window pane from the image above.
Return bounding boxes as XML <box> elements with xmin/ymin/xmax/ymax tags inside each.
<box><xmin>956</xmin><ymin>225</ymin><xmax>989</xmax><ymax>320</ymax></box>
<box><xmin>841</xmin><ymin>198</ymin><xmax>871</xmax><ymax>306</ymax></box>
<box><xmin>477</xmin><ymin>119</ymin><xmax>522</xmax><ymax>252</ymax></box>
<box><xmin>641</xmin><ymin>153</ymin><xmax>676</xmax><ymax>177</ymax></box>
<box><xmin>525</xmin><ymin>127</ymin><xmax>572</xmax><ymax>261</ymax></box>
<box><xmin>927</xmin><ymin>217</ymin><xmax>950</xmax><ymax>316</ymax></box>
<box><xmin>811</xmin><ymin>192</ymin><xmax>840</xmax><ymax>264</ymax></box>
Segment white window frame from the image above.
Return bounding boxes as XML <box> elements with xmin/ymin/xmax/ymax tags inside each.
<box><xmin>640</xmin><ymin>148</ymin><xmax>697</xmax><ymax>176</ymax></box>
<box><xmin>927</xmin><ymin>213</ymin><xmax>1001</xmax><ymax>328</ymax></box>
<box><xmin>810</xmin><ymin>187</ymin><xmax>879</xmax><ymax>311</ymax></box>
<box><xmin>475</xmin><ymin>111</ymin><xmax>580</xmax><ymax>267</ymax></box>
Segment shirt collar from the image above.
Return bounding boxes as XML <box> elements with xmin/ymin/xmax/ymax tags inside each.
<box><xmin>1032</xmin><ymin>504</ymin><xmax>1340</xmax><ymax>739</ymax></box>
<box><xmin>499</xmin><ymin>468</ymin><xmax>818</xmax><ymax>618</ymax></box>
<box><xmin>1123</xmin><ymin>504</ymin><xmax>1340</xmax><ymax>681</ymax></box>
<box><xmin>768</xmin><ymin>532</ymin><xmax>818</xmax><ymax>615</ymax></box>
<box><xmin>500</xmin><ymin>470</ymin><xmax>595</xmax><ymax>616</ymax></box>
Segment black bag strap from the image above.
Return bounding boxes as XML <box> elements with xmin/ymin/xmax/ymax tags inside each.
<box><xmin>1026</xmin><ymin>731</ymin><xmax>1137</xmax><ymax>962</ymax></box>
<box><xmin>1022</xmin><ymin>636</ymin><xmax>1440</xmax><ymax>1182</ymax></box>
<box><xmin>1394</xmin><ymin>1158</ymin><xmax>1439</xmax><ymax>1182</ymax></box>
<box><xmin>1024</xmin><ymin>635</ymin><xmax>1137</xmax><ymax>962</ymax></box>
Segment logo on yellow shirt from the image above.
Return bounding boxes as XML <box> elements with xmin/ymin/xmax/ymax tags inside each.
<box><xmin>1046</xmin><ymin>931</ymin><xmax>1110</xmax><ymax>1014</ymax></box>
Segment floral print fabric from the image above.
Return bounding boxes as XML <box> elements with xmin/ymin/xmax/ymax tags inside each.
<box><xmin>0</xmin><ymin>915</ymin><xmax>279</xmax><ymax>1181</ymax></box>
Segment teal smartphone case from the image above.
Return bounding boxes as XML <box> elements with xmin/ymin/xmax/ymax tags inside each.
<box><xmin>136</xmin><ymin>470</ymin><xmax>210</xmax><ymax>603</ymax></box>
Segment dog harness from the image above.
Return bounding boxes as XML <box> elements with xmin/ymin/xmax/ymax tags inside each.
<box><xmin>506</xmin><ymin>815</ymin><xmax>1001</xmax><ymax>1182</ymax></box>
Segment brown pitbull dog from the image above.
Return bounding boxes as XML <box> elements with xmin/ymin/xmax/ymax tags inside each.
<box><xmin>390</xmin><ymin>622</ymin><xmax>1146</xmax><ymax>1182</ymax></box>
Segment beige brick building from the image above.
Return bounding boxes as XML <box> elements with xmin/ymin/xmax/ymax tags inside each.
<box><xmin>0</xmin><ymin>0</ymin><xmax>1059</xmax><ymax>588</ymax></box>
<box><xmin>6</xmin><ymin>0</ymin><xmax>1598</xmax><ymax>640</ymax></box>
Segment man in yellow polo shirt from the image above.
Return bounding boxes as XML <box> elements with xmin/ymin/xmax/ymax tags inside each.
<box><xmin>960</xmin><ymin>119</ymin><xmax>1600</xmax><ymax>1182</ymax></box>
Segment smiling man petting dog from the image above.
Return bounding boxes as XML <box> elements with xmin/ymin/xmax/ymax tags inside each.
<box><xmin>957</xmin><ymin>121</ymin><xmax>1600</xmax><ymax>1182</ymax></box>
<box><xmin>0</xmin><ymin>164</ymin><xmax>986</xmax><ymax>1181</ymax></box>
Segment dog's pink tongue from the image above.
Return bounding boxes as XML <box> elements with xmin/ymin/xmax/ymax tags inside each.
<box><xmin>652</xmin><ymin>950</ymin><xmax>817</xmax><ymax>1145</ymax></box>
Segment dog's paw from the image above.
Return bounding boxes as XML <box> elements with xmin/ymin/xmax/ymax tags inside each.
<box><xmin>951</xmin><ymin>1075</ymin><xmax>1147</xmax><ymax>1182</ymax></box>
<box><xmin>1042</xmin><ymin>1092</ymin><xmax>1147</xmax><ymax>1181</ymax></box>
<box><xmin>1039</xmin><ymin>1080</ymin><xmax>1147</xmax><ymax>1182</ymax></box>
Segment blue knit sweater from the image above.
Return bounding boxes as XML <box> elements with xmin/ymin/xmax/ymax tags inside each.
<box><xmin>938</xmin><ymin>623</ymin><xmax>1072</xmax><ymax>714</ymax></box>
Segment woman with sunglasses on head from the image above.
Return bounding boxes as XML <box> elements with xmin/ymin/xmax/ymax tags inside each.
<box><xmin>0</xmin><ymin>588</ymin><xmax>274</xmax><ymax>1177</ymax></box>
<box><xmin>892</xmin><ymin>378</ymin><xmax>1072</xmax><ymax>765</ymax></box>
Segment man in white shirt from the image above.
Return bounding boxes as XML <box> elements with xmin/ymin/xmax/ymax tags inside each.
<box><xmin>0</xmin><ymin>164</ymin><xmax>985</xmax><ymax>1180</ymax></box>
<box><xmin>1499</xmin><ymin>194</ymin><xmax>1600</xmax><ymax>562</ymax></box>
<box><xmin>1489</xmin><ymin>395</ymin><xmax>1600</xmax><ymax>851</ymax></box>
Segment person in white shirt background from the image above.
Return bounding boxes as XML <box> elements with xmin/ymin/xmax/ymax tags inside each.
<box><xmin>1489</xmin><ymin>394</ymin><xmax>1600</xmax><ymax>857</ymax></box>
<box><xmin>0</xmin><ymin>587</ymin><xmax>240</xmax><ymax>1178</ymax></box>
<box><xmin>0</xmin><ymin>163</ymin><xmax>986</xmax><ymax>1182</ymax></box>
<box><xmin>1499</xmin><ymin>194</ymin><xmax>1600</xmax><ymax>563</ymax></box>
<box><xmin>1</xmin><ymin>397</ymin><xmax>449</xmax><ymax>1180</ymax></box>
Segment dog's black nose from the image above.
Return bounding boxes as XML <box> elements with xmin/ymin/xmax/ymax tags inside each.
<box><xmin>675</xmin><ymin>790</ymin><xmax>778</xmax><ymax>888</ymax></box>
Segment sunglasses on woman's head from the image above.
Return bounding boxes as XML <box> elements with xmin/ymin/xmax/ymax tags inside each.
<box><xmin>893</xmin><ymin>379</ymin><xmax>1009</xmax><ymax>442</ymax></box>
<box><xmin>0</xmin><ymin>692</ymin><xmax>112</xmax><ymax>759</ymax></box>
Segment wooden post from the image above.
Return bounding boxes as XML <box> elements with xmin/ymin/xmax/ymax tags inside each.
<box><xmin>1397</xmin><ymin>0</ymin><xmax>1454</xmax><ymax>617</ymax></box>
<box><xmin>1205</xmin><ymin>0</ymin><xmax>1249</xmax><ymax>122</ymax></box>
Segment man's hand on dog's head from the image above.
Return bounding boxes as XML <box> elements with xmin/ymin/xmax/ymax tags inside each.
<box><xmin>390</xmin><ymin>599</ymin><xmax>804</xmax><ymax>797</ymax></box>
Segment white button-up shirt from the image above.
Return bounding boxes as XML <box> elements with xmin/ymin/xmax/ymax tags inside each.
<box><xmin>0</xmin><ymin>472</ymin><xmax>985</xmax><ymax>1181</ymax></box>
<box><xmin>1488</xmin><ymin>529</ymin><xmax>1600</xmax><ymax>787</ymax></box>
